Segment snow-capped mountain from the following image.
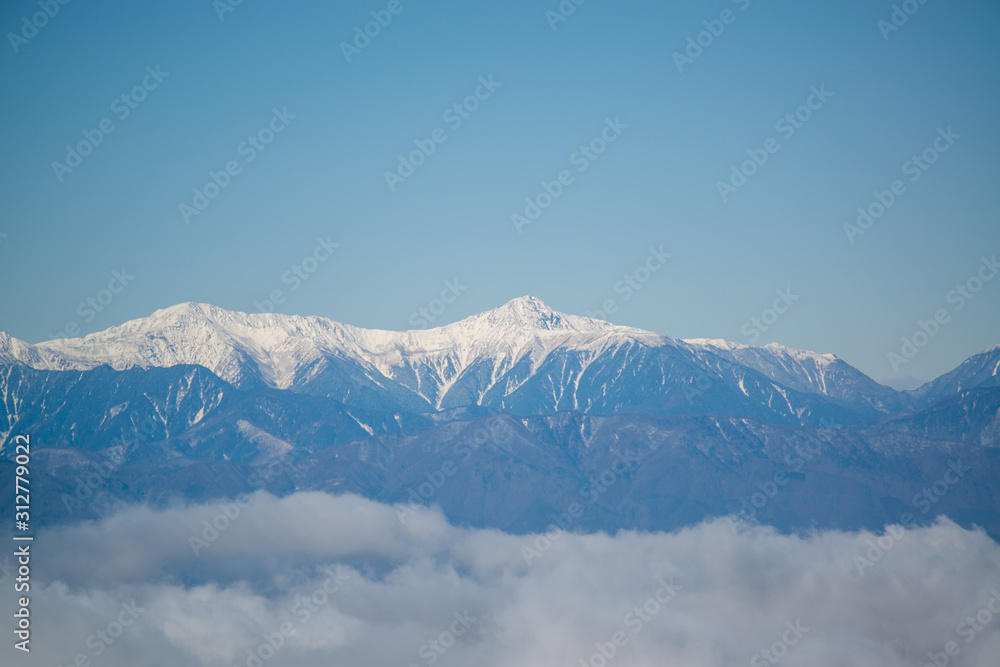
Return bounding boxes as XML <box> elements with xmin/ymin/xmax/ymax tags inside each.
<box><xmin>907</xmin><ymin>343</ymin><xmax>1000</xmax><ymax>406</ymax></box>
<box><xmin>2</xmin><ymin>297</ymin><xmax>640</xmax><ymax>389</ymax></box>
<box><xmin>1</xmin><ymin>297</ymin><xmax>903</xmax><ymax>425</ymax></box>
<box><xmin>2</xmin><ymin>297</ymin><xmax>998</xmax><ymax>538</ymax></box>
<box><xmin>684</xmin><ymin>338</ymin><xmax>911</xmax><ymax>415</ymax></box>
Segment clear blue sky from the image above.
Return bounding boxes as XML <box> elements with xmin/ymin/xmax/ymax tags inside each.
<box><xmin>1</xmin><ymin>0</ymin><xmax>998</xmax><ymax>386</ymax></box>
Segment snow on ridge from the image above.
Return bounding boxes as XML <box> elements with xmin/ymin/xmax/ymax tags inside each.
<box><xmin>683</xmin><ymin>338</ymin><xmax>744</xmax><ymax>351</ymax></box>
<box><xmin>761</xmin><ymin>342</ymin><xmax>838</xmax><ymax>363</ymax></box>
<box><xmin>685</xmin><ymin>337</ymin><xmax>837</xmax><ymax>364</ymax></box>
<box><xmin>3</xmin><ymin>299</ymin><xmax>837</xmax><ymax>387</ymax></box>
<box><xmin>0</xmin><ymin>297</ymin><xmax>667</xmax><ymax>392</ymax></box>
<box><xmin>1</xmin><ymin>297</ymin><xmax>861</xmax><ymax>410</ymax></box>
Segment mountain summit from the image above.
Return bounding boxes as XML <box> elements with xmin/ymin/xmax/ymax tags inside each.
<box><xmin>0</xmin><ymin>297</ymin><xmax>937</xmax><ymax>424</ymax></box>
<box><xmin>462</xmin><ymin>296</ymin><xmax>617</xmax><ymax>333</ymax></box>
<box><xmin>1</xmin><ymin>298</ymin><xmax>997</xmax><ymax>538</ymax></box>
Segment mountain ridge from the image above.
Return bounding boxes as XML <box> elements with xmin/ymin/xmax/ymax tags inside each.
<box><xmin>1</xmin><ymin>298</ymin><xmax>997</xmax><ymax>538</ymax></box>
<box><xmin>1</xmin><ymin>297</ymin><xmax>996</xmax><ymax>422</ymax></box>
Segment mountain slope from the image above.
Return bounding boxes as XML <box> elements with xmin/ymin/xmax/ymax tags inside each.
<box><xmin>908</xmin><ymin>344</ymin><xmax>1000</xmax><ymax>407</ymax></box>
<box><xmin>872</xmin><ymin>387</ymin><xmax>1000</xmax><ymax>448</ymax></box>
<box><xmin>0</xmin><ymin>297</ymin><xmax>910</xmax><ymax>426</ymax></box>
<box><xmin>1</xmin><ymin>320</ymin><xmax>997</xmax><ymax>537</ymax></box>
<box><xmin>7</xmin><ymin>409</ymin><xmax>998</xmax><ymax>537</ymax></box>
<box><xmin>685</xmin><ymin>339</ymin><xmax>913</xmax><ymax>417</ymax></box>
<box><xmin>0</xmin><ymin>364</ymin><xmax>427</xmax><ymax>465</ymax></box>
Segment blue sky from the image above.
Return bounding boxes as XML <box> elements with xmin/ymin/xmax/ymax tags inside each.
<box><xmin>0</xmin><ymin>0</ymin><xmax>997</xmax><ymax>385</ymax></box>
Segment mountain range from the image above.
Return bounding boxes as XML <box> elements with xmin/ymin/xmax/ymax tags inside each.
<box><xmin>1</xmin><ymin>297</ymin><xmax>997</xmax><ymax>536</ymax></box>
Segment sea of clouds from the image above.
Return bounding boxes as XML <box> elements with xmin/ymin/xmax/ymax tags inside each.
<box><xmin>3</xmin><ymin>491</ymin><xmax>999</xmax><ymax>666</ymax></box>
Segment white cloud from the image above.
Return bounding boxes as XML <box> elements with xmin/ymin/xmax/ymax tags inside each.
<box><xmin>5</xmin><ymin>491</ymin><xmax>999</xmax><ymax>666</ymax></box>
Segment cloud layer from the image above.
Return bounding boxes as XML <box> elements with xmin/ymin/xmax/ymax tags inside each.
<box><xmin>4</xmin><ymin>491</ymin><xmax>999</xmax><ymax>667</ymax></box>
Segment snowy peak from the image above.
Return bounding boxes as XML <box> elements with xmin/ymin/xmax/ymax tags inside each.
<box><xmin>684</xmin><ymin>338</ymin><xmax>837</xmax><ymax>364</ymax></box>
<box><xmin>760</xmin><ymin>341</ymin><xmax>837</xmax><ymax>364</ymax></box>
<box><xmin>453</xmin><ymin>296</ymin><xmax>619</xmax><ymax>334</ymax></box>
<box><xmin>2</xmin><ymin>297</ymin><xmax>992</xmax><ymax>423</ymax></box>
<box><xmin>683</xmin><ymin>337</ymin><xmax>742</xmax><ymax>351</ymax></box>
<box><xmin>3</xmin><ymin>298</ymin><xmax>656</xmax><ymax>403</ymax></box>
<box><xmin>909</xmin><ymin>343</ymin><xmax>1000</xmax><ymax>405</ymax></box>
<box><xmin>149</xmin><ymin>301</ymin><xmax>215</xmax><ymax>320</ymax></box>
<box><xmin>683</xmin><ymin>336</ymin><xmax>906</xmax><ymax>414</ymax></box>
